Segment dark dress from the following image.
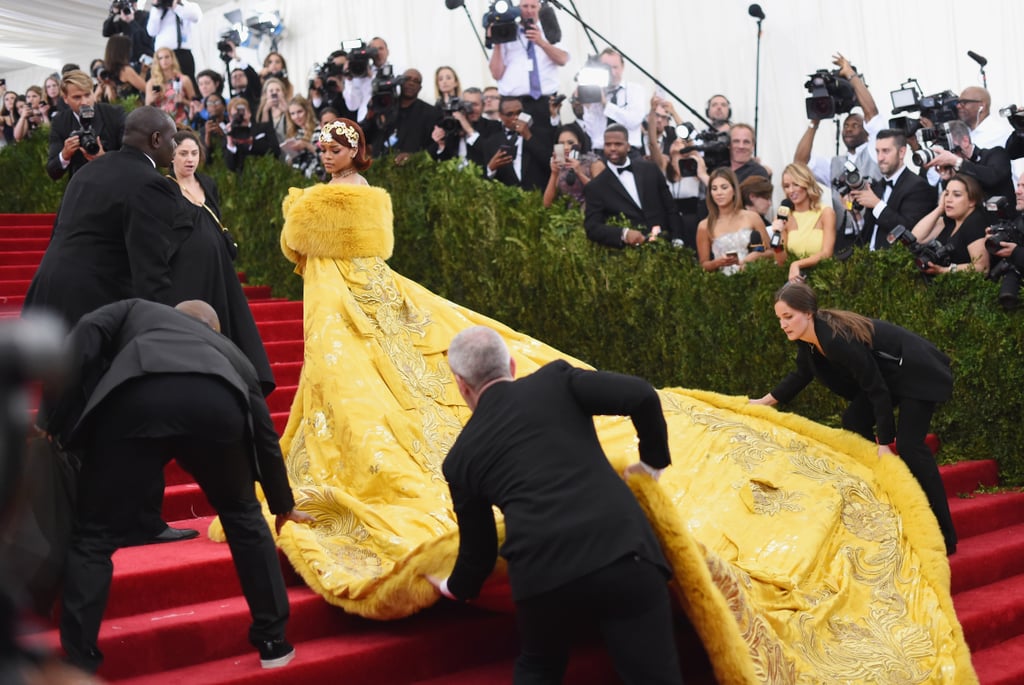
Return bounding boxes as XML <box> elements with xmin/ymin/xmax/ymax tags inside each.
<box><xmin>167</xmin><ymin>172</ymin><xmax>276</xmax><ymax>396</ymax></box>
<box><xmin>935</xmin><ymin>209</ymin><xmax>989</xmax><ymax>265</ymax></box>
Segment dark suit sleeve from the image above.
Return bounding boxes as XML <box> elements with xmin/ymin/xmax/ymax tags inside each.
<box><xmin>770</xmin><ymin>345</ymin><xmax>815</xmax><ymax>405</ymax></box>
<box><xmin>248</xmin><ymin>387</ymin><xmax>295</xmax><ymax>514</ymax></box>
<box><xmin>652</xmin><ymin>169</ymin><xmax>683</xmax><ymax>242</ymax></box>
<box><xmin>100</xmin><ymin>104</ymin><xmax>126</xmax><ymax>153</ymax></box>
<box><xmin>961</xmin><ymin>146</ymin><xmax>1012</xmax><ymax>192</ymax></box>
<box><xmin>583</xmin><ymin>177</ymin><xmax>626</xmax><ymax>247</ymax></box>
<box><xmin>444</xmin><ymin>454</ymin><xmax>500</xmax><ymax>600</ymax></box>
<box><xmin>875</xmin><ymin>176</ymin><xmax>936</xmax><ymax>232</ymax></box>
<box><xmin>46</xmin><ymin>114</ymin><xmax>71</xmax><ymax>181</ymax></box>
<box><xmin>44</xmin><ymin>299</ymin><xmax>136</xmax><ymax>440</ymax></box>
<box><xmin>564</xmin><ymin>363</ymin><xmax>671</xmax><ymax>469</ymax></box>
<box><xmin>1005</xmin><ymin>132</ymin><xmax>1024</xmax><ymax>160</ymax></box>
<box><xmin>125</xmin><ymin>175</ymin><xmax>178</xmax><ymax>301</ymax></box>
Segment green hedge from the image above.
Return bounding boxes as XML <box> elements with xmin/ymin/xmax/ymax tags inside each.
<box><xmin>4</xmin><ymin>134</ymin><xmax>1022</xmax><ymax>482</ymax></box>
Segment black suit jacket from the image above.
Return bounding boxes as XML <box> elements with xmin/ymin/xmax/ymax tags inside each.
<box><xmin>583</xmin><ymin>159</ymin><xmax>684</xmax><ymax>247</ymax></box>
<box><xmin>223</xmin><ymin>121</ymin><xmax>281</xmax><ymax>172</ymax></box>
<box><xmin>25</xmin><ymin>146</ymin><xmax>182</xmax><ymax>327</ymax></box>
<box><xmin>363</xmin><ymin>99</ymin><xmax>443</xmax><ymax>158</ymax></box>
<box><xmin>46</xmin><ymin>299</ymin><xmax>294</xmax><ymax>515</ymax></box>
<box><xmin>771</xmin><ymin>315</ymin><xmax>952</xmax><ymax>443</ymax></box>
<box><xmin>46</xmin><ymin>103</ymin><xmax>127</xmax><ymax>181</ymax></box>
<box><xmin>858</xmin><ymin>168</ymin><xmax>936</xmax><ymax>250</ymax></box>
<box><xmin>432</xmin><ymin>117</ymin><xmax>502</xmax><ymax>166</ymax></box>
<box><xmin>443</xmin><ymin>360</ymin><xmax>670</xmax><ymax>602</ymax></box>
<box><xmin>477</xmin><ymin>127</ymin><xmax>553</xmax><ymax>192</ymax></box>
<box><xmin>959</xmin><ymin>145</ymin><xmax>1015</xmax><ymax>203</ymax></box>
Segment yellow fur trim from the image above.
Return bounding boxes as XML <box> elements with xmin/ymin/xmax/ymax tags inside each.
<box><xmin>280</xmin><ymin>184</ymin><xmax>394</xmax><ymax>263</ymax></box>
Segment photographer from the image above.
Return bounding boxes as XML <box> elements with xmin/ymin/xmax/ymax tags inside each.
<box><xmin>479</xmin><ymin>96</ymin><xmax>552</xmax><ymax>191</ymax></box>
<box><xmin>985</xmin><ymin>177</ymin><xmax>1024</xmax><ymax>308</ymax></box>
<box><xmin>794</xmin><ymin>53</ymin><xmax>882</xmax><ymax>249</ymax></box>
<box><xmin>197</xmin><ymin>93</ymin><xmax>227</xmax><ymax>158</ymax></box>
<box><xmin>910</xmin><ymin>174</ymin><xmax>989</xmax><ymax>275</ymax></box>
<box><xmin>46</xmin><ymin>70</ymin><xmax>125</xmax><ymax>181</ymax></box>
<box><xmin>342</xmin><ymin>37</ymin><xmax>391</xmax><ymax>122</ymax></box>
<box><xmin>918</xmin><ymin>120</ymin><xmax>1014</xmax><ymax>204</ymax></box>
<box><xmin>223</xmin><ymin>97</ymin><xmax>280</xmax><ymax>173</ymax></box>
<box><xmin>221</xmin><ymin>42</ymin><xmax>261</xmax><ymax>111</ymax></box>
<box><xmin>577</xmin><ymin>49</ymin><xmax>648</xmax><ymax>157</ymax></box>
<box><xmin>488</xmin><ymin>0</ymin><xmax>568</xmax><ymax>136</ymax></box>
<box><xmin>362</xmin><ymin>68</ymin><xmax>441</xmax><ymax>161</ymax></box>
<box><xmin>102</xmin><ymin>0</ymin><xmax>153</xmax><ymax>70</ymax></box>
<box><xmin>429</xmin><ymin>87</ymin><xmax>499</xmax><ymax>164</ymax></box>
<box><xmin>146</xmin><ymin>0</ymin><xmax>202</xmax><ymax>84</ymax></box>
<box><xmin>13</xmin><ymin>86</ymin><xmax>49</xmax><ymax>142</ymax></box>
<box><xmin>102</xmin><ymin>35</ymin><xmax>148</xmax><ymax>100</ymax></box>
<box><xmin>308</xmin><ymin>51</ymin><xmax>356</xmax><ymax>120</ymax></box>
<box><xmin>543</xmin><ymin>122</ymin><xmax>604</xmax><ymax>208</ymax></box>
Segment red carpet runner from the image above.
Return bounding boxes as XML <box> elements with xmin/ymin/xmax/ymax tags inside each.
<box><xmin>2</xmin><ymin>213</ymin><xmax>1021</xmax><ymax>683</ymax></box>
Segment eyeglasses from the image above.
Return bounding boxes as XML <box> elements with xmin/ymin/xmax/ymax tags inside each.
<box><xmin>957</xmin><ymin>99</ymin><xmax>982</xmax><ymax>106</ymax></box>
<box><xmin>483</xmin><ymin>95</ymin><xmax>500</xmax><ymax>101</ymax></box>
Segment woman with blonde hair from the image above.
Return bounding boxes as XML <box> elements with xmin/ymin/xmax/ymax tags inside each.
<box><xmin>772</xmin><ymin>162</ymin><xmax>836</xmax><ymax>282</ymax></box>
<box><xmin>255</xmin><ymin>77</ymin><xmax>291</xmax><ymax>144</ymax></box>
<box><xmin>145</xmin><ymin>47</ymin><xmax>195</xmax><ymax>125</ymax></box>
<box><xmin>433</xmin><ymin>66</ymin><xmax>461</xmax><ymax>107</ymax></box>
<box><xmin>696</xmin><ymin>167</ymin><xmax>772</xmax><ymax>274</ymax></box>
<box><xmin>281</xmin><ymin>95</ymin><xmax>321</xmax><ymax>177</ymax></box>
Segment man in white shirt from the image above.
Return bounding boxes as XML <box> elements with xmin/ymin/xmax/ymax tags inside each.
<box><xmin>488</xmin><ymin>0</ymin><xmax>568</xmax><ymax>136</ymax></box>
<box><xmin>958</xmin><ymin>85</ymin><xmax>1022</xmax><ymax>183</ymax></box>
<box><xmin>580</xmin><ymin>48</ymin><xmax>648</xmax><ymax>157</ymax></box>
<box><xmin>342</xmin><ymin>37</ymin><xmax>391</xmax><ymax>123</ymax></box>
<box><xmin>146</xmin><ymin>0</ymin><xmax>201</xmax><ymax>83</ymax></box>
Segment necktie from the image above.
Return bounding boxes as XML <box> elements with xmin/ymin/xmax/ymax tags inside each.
<box><xmin>610</xmin><ymin>86</ymin><xmax>621</xmax><ymax>105</ymax></box>
<box><xmin>885</xmin><ymin>180</ymin><xmax>895</xmax><ymax>189</ymax></box>
<box><xmin>525</xmin><ymin>30</ymin><xmax>542</xmax><ymax>99</ymax></box>
<box><xmin>616</xmin><ymin>165</ymin><xmax>632</xmax><ymax>175</ymax></box>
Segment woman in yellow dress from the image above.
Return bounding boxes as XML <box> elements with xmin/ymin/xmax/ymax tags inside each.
<box><xmin>256</xmin><ymin>121</ymin><xmax>976</xmax><ymax>683</ymax></box>
<box><xmin>773</xmin><ymin>162</ymin><xmax>836</xmax><ymax>283</ymax></box>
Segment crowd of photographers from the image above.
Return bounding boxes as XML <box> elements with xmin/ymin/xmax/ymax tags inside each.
<box><xmin>3</xmin><ymin>0</ymin><xmax>1024</xmax><ymax>308</ymax></box>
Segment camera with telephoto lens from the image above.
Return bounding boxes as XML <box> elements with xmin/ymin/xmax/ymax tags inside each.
<box><xmin>804</xmin><ymin>69</ymin><xmax>857</xmax><ymax>120</ymax></box>
<box><xmin>313</xmin><ymin>52</ymin><xmax>348</xmax><ymax>95</ymax></box>
<box><xmin>676</xmin><ymin>123</ymin><xmax>731</xmax><ymax>171</ymax></box>
<box><xmin>110</xmin><ymin>0</ymin><xmax>133</xmax><ymax>13</ymax></box>
<box><xmin>92</xmin><ymin>63</ymin><xmax>112</xmax><ymax>83</ymax></box>
<box><xmin>983</xmin><ymin>196</ymin><xmax>1024</xmax><ymax>309</ymax></box>
<box><xmin>888</xmin><ymin>79</ymin><xmax>959</xmax><ymax>137</ymax></box>
<box><xmin>831</xmin><ymin>160</ymin><xmax>867</xmax><ymax>195</ymax></box>
<box><xmin>911</xmin><ymin>122</ymin><xmax>960</xmax><ymax>167</ymax></box>
<box><xmin>217</xmin><ymin>29</ymin><xmax>242</xmax><ymax>62</ymax></box>
<box><xmin>229</xmin><ymin>104</ymin><xmax>250</xmax><ymax>140</ymax></box>
<box><xmin>370</xmin><ymin>64</ymin><xmax>405</xmax><ymax>113</ymax></box>
<box><xmin>887</xmin><ymin>224</ymin><xmax>956</xmax><ymax>271</ymax></box>
<box><xmin>70</xmin><ymin>105</ymin><xmax>100</xmax><ymax>155</ymax></box>
<box><xmin>342</xmin><ymin>39</ymin><xmax>378</xmax><ymax>79</ymax></box>
<box><xmin>1000</xmin><ymin>104</ymin><xmax>1024</xmax><ymax>136</ymax></box>
<box><xmin>440</xmin><ymin>97</ymin><xmax>475</xmax><ymax>134</ymax></box>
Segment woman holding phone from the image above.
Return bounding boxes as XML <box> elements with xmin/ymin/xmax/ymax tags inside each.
<box><xmin>696</xmin><ymin>168</ymin><xmax>772</xmax><ymax>274</ymax></box>
<box><xmin>751</xmin><ymin>281</ymin><xmax>957</xmax><ymax>555</ymax></box>
<box><xmin>542</xmin><ymin>123</ymin><xmax>603</xmax><ymax>207</ymax></box>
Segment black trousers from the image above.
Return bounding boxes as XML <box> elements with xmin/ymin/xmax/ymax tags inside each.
<box><xmin>60</xmin><ymin>375</ymin><xmax>289</xmax><ymax>672</ymax></box>
<box><xmin>517</xmin><ymin>95</ymin><xmax>554</xmax><ymax>137</ymax></box>
<box><xmin>174</xmin><ymin>48</ymin><xmax>196</xmax><ymax>86</ymax></box>
<box><xmin>842</xmin><ymin>394</ymin><xmax>958</xmax><ymax>551</ymax></box>
<box><xmin>512</xmin><ymin>554</ymin><xmax>682</xmax><ymax>685</ymax></box>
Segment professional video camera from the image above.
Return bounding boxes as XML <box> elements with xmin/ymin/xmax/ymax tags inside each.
<box><xmin>983</xmin><ymin>196</ymin><xmax>1024</xmax><ymax>308</ymax></box>
<box><xmin>110</xmin><ymin>0</ymin><xmax>134</xmax><ymax>13</ymax></box>
<box><xmin>1000</xmin><ymin>104</ymin><xmax>1024</xmax><ymax>136</ymax></box>
<box><xmin>804</xmin><ymin>69</ymin><xmax>857</xmax><ymax>120</ymax></box>
<box><xmin>574</xmin><ymin>57</ymin><xmax>611</xmax><ymax>105</ymax></box>
<box><xmin>342</xmin><ymin>39</ymin><xmax>378</xmax><ymax>79</ymax></box>
<box><xmin>313</xmin><ymin>53</ymin><xmax>348</xmax><ymax>95</ymax></box>
<box><xmin>482</xmin><ymin>0</ymin><xmax>522</xmax><ymax>45</ymax></box>
<box><xmin>888</xmin><ymin>79</ymin><xmax>959</xmax><ymax>137</ymax></box>
<box><xmin>216</xmin><ymin>29</ymin><xmax>242</xmax><ymax>63</ymax></box>
<box><xmin>676</xmin><ymin>123</ymin><xmax>731</xmax><ymax>172</ymax></box>
<box><xmin>831</xmin><ymin>160</ymin><xmax>868</xmax><ymax>195</ymax></box>
<box><xmin>887</xmin><ymin>224</ymin><xmax>956</xmax><ymax>272</ymax></box>
<box><xmin>370</xmin><ymin>64</ymin><xmax>405</xmax><ymax>113</ymax></box>
<box><xmin>70</xmin><ymin>106</ymin><xmax>100</xmax><ymax>155</ymax></box>
<box><xmin>440</xmin><ymin>97</ymin><xmax>475</xmax><ymax>134</ymax></box>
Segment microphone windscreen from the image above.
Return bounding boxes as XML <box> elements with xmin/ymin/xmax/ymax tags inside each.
<box><xmin>445</xmin><ymin>0</ymin><xmax>464</xmax><ymax>9</ymax></box>
<box><xmin>967</xmin><ymin>50</ymin><xmax>988</xmax><ymax>67</ymax></box>
<box><xmin>748</xmin><ymin>3</ymin><xmax>765</xmax><ymax>19</ymax></box>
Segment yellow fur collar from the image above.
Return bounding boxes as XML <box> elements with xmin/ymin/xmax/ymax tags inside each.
<box><xmin>280</xmin><ymin>184</ymin><xmax>394</xmax><ymax>263</ymax></box>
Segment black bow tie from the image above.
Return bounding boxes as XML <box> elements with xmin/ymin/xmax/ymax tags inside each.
<box><xmin>616</xmin><ymin>164</ymin><xmax>633</xmax><ymax>175</ymax></box>
<box><xmin>885</xmin><ymin>180</ymin><xmax>895</xmax><ymax>189</ymax></box>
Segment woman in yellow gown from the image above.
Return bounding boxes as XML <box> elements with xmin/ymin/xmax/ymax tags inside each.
<box><xmin>257</xmin><ymin>119</ymin><xmax>975</xmax><ymax>683</ymax></box>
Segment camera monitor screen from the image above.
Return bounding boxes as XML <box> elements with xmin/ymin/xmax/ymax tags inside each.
<box><xmin>890</xmin><ymin>87</ymin><xmax>917</xmax><ymax>111</ymax></box>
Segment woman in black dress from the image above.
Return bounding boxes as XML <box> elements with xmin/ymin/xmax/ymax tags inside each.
<box><xmin>751</xmin><ymin>281</ymin><xmax>957</xmax><ymax>554</ymax></box>
<box><xmin>167</xmin><ymin>130</ymin><xmax>275</xmax><ymax>396</ymax></box>
<box><xmin>911</xmin><ymin>173</ymin><xmax>990</xmax><ymax>275</ymax></box>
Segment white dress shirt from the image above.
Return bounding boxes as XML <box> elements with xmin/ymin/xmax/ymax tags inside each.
<box><xmin>495</xmin><ymin>27</ymin><xmax>565</xmax><ymax>97</ymax></box>
<box><xmin>146</xmin><ymin>0</ymin><xmax>202</xmax><ymax>51</ymax></box>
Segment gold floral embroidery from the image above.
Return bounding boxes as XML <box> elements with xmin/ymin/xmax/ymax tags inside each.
<box><xmin>749</xmin><ymin>480</ymin><xmax>805</xmax><ymax>516</ymax></box>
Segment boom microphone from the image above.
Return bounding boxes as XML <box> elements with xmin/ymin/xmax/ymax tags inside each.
<box><xmin>444</xmin><ymin>0</ymin><xmax>464</xmax><ymax>9</ymax></box>
<box><xmin>748</xmin><ymin>4</ymin><xmax>765</xmax><ymax>20</ymax></box>
<box><xmin>967</xmin><ymin>51</ymin><xmax>988</xmax><ymax>67</ymax></box>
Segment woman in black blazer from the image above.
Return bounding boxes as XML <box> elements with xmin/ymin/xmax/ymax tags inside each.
<box><xmin>751</xmin><ymin>281</ymin><xmax>957</xmax><ymax>554</ymax></box>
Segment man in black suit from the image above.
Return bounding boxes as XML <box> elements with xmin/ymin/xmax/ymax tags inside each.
<box><xmin>45</xmin><ymin>70</ymin><xmax>126</xmax><ymax>181</ymax></box>
<box><xmin>43</xmin><ymin>299</ymin><xmax>311</xmax><ymax>673</ymax></box>
<box><xmin>430</xmin><ymin>87</ymin><xmax>501</xmax><ymax>166</ymax></box>
<box><xmin>223</xmin><ymin>97</ymin><xmax>281</xmax><ymax>173</ymax></box>
<box><xmin>478</xmin><ymin>96</ymin><xmax>553</xmax><ymax>191</ymax></box>
<box><xmin>362</xmin><ymin>68</ymin><xmax>442</xmax><ymax>160</ymax></box>
<box><xmin>583</xmin><ymin>124</ymin><xmax>684</xmax><ymax>247</ymax></box>
<box><xmin>427</xmin><ymin>326</ymin><xmax>682</xmax><ymax>685</ymax></box>
<box><xmin>849</xmin><ymin>129</ymin><xmax>936</xmax><ymax>250</ymax></box>
<box><xmin>26</xmin><ymin>106</ymin><xmax>194</xmax><ymax>544</ymax></box>
<box><xmin>918</xmin><ymin>120</ymin><xmax>1015</xmax><ymax>204</ymax></box>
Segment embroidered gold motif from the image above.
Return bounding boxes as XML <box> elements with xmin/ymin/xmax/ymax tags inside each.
<box><xmin>749</xmin><ymin>480</ymin><xmax>805</xmax><ymax>516</ymax></box>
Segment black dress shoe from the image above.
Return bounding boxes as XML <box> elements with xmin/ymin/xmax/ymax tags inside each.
<box><xmin>150</xmin><ymin>526</ymin><xmax>200</xmax><ymax>544</ymax></box>
<box><xmin>256</xmin><ymin>639</ymin><xmax>295</xmax><ymax>669</ymax></box>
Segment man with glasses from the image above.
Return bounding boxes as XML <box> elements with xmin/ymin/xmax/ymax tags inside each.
<box><xmin>430</xmin><ymin>86</ymin><xmax>501</xmax><ymax>164</ymax></box>
<box><xmin>957</xmin><ymin>86</ymin><xmax>1013</xmax><ymax>151</ymax></box>
<box><xmin>479</xmin><ymin>95</ymin><xmax>552</xmax><ymax>190</ymax></box>
<box><xmin>363</xmin><ymin>68</ymin><xmax>442</xmax><ymax>160</ymax></box>
<box><xmin>482</xmin><ymin>86</ymin><xmax>501</xmax><ymax>120</ymax></box>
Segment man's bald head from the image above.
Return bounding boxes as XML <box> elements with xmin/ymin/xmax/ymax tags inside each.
<box><xmin>123</xmin><ymin>106</ymin><xmax>177</xmax><ymax>167</ymax></box>
<box><xmin>175</xmin><ymin>300</ymin><xmax>221</xmax><ymax>332</ymax></box>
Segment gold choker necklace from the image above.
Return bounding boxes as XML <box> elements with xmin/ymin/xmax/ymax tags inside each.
<box><xmin>332</xmin><ymin>168</ymin><xmax>358</xmax><ymax>180</ymax></box>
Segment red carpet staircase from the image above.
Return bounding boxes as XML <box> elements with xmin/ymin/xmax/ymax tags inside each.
<box><xmin>2</xmin><ymin>212</ymin><xmax>1022</xmax><ymax>683</ymax></box>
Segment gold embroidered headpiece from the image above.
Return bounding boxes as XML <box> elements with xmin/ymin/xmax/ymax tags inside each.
<box><xmin>319</xmin><ymin>120</ymin><xmax>359</xmax><ymax>147</ymax></box>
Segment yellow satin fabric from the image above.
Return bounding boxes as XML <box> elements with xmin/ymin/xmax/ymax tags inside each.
<box><xmin>213</xmin><ymin>183</ymin><xmax>975</xmax><ymax>684</ymax></box>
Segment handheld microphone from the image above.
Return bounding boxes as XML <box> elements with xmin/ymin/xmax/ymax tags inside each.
<box><xmin>967</xmin><ymin>51</ymin><xmax>988</xmax><ymax>67</ymax></box>
<box><xmin>770</xmin><ymin>200</ymin><xmax>793</xmax><ymax>250</ymax></box>
<box><xmin>748</xmin><ymin>4</ymin><xmax>765</xmax><ymax>20</ymax></box>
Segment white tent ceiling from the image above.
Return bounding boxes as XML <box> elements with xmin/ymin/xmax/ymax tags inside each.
<box><xmin>2</xmin><ymin>1</ymin><xmax>1022</xmax><ymax>185</ymax></box>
